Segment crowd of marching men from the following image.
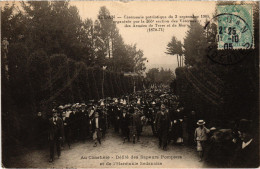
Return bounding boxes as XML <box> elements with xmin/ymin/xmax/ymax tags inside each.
<box><xmin>39</xmin><ymin>89</ymin><xmax>190</xmax><ymax>162</ymax></box>
<box><xmin>34</xmin><ymin>89</ymin><xmax>258</xmax><ymax>167</ymax></box>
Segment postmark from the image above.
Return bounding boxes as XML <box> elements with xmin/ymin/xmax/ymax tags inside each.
<box><xmin>217</xmin><ymin>5</ymin><xmax>254</xmax><ymax>50</ymax></box>
<box><xmin>205</xmin><ymin>4</ymin><xmax>254</xmax><ymax>65</ymax></box>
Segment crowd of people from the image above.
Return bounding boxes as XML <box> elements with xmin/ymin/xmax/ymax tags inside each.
<box><xmin>43</xmin><ymin>89</ymin><xmax>188</xmax><ymax>162</ymax></box>
<box><xmin>34</xmin><ymin>88</ymin><xmax>258</xmax><ymax>167</ymax></box>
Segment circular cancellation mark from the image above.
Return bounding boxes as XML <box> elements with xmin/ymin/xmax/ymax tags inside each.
<box><xmin>204</xmin><ymin>13</ymin><xmax>254</xmax><ymax>65</ymax></box>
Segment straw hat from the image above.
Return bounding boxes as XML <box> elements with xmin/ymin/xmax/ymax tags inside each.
<box><xmin>197</xmin><ymin>120</ymin><xmax>205</xmax><ymax>125</ymax></box>
<box><xmin>100</xmin><ymin>101</ymin><xmax>105</xmax><ymax>106</ymax></box>
<box><xmin>137</xmin><ymin>98</ymin><xmax>141</xmax><ymax>105</ymax></box>
<box><xmin>210</xmin><ymin>127</ymin><xmax>216</xmax><ymax>131</ymax></box>
<box><xmin>161</xmin><ymin>104</ymin><xmax>166</xmax><ymax>109</ymax></box>
<box><xmin>123</xmin><ymin>99</ymin><xmax>127</xmax><ymax>105</ymax></box>
<box><xmin>58</xmin><ymin>105</ymin><xmax>64</xmax><ymax>109</ymax></box>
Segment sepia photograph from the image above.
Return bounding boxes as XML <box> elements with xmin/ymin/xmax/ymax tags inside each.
<box><xmin>1</xmin><ymin>1</ymin><xmax>259</xmax><ymax>168</ymax></box>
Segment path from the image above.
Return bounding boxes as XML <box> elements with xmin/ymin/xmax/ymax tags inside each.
<box><xmin>6</xmin><ymin>126</ymin><xmax>216</xmax><ymax>168</ymax></box>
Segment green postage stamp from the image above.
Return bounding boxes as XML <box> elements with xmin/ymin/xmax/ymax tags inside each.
<box><xmin>217</xmin><ymin>5</ymin><xmax>254</xmax><ymax>50</ymax></box>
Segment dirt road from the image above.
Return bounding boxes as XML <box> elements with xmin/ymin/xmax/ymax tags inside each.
<box><xmin>6</xmin><ymin>126</ymin><xmax>215</xmax><ymax>168</ymax></box>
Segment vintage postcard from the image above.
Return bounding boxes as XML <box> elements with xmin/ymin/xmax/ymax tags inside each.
<box><xmin>1</xmin><ymin>1</ymin><xmax>259</xmax><ymax>168</ymax></box>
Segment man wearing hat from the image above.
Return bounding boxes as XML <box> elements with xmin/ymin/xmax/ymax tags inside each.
<box><xmin>155</xmin><ymin>104</ymin><xmax>171</xmax><ymax>150</ymax></box>
<box><xmin>78</xmin><ymin>104</ymin><xmax>87</xmax><ymax>141</ymax></box>
<box><xmin>100</xmin><ymin>107</ymin><xmax>107</xmax><ymax>138</ymax></box>
<box><xmin>34</xmin><ymin>111</ymin><xmax>47</xmax><ymax>148</ymax></box>
<box><xmin>230</xmin><ymin>119</ymin><xmax>259</xmax><ymax>168</ymax></box>
<box><xmin>48</xmin><ymin>109</ymin><xmax>64</xmax><ymax>162</ymax></box>
<box><xmin>107</xmin><ymin>103</ymin><xmax>114</xmax><ymax>130</ymax></box>
<box><xmin>83</xmin><ymin>104</ymin><xmax>91</xmax><ymax>140</ymax></box>
<box><xmin>120</xmin><ymin>108</ymin><xmax>130</xmax><ymax>143</ymax></box>
<box><xmin>129</xmin><ymin>107</ymin><xmax>142</xmax><ymax>144</ymax></box>
<box><xmin>61</xmin><ymin>110</ymin><xmax>71</xmax><ymax>148</ymax></box>
<box><xmin>187</xmin><ymin>110</ymin><xmax>198</xmax><ymax>146</ymax></box>
<box><xmin>174</xmin><ymin>108</ymin><xmax>184</xmax><ymax>145</ymax></box>
<box><xmin>92</xmin><ymin>111</ymin><xmax>102</xmax><ymax>147</ymax></box>
<box><xmin>194</xmin><ymin>120</ymin><xmax>210</xmax><ymax>162</ymax></box>
<box><xmin>58</xmin><ymin>105</ymin><xmax>64</xmax><ymax>117</ymax></box>
<box><xmin>147</xmin><ymin>102</ymin><xmax>156</xmax><ymax>135</ymax></box>
<box><xmin>114</xmin><ymin>102</ymin><xmax>121</xmax><ymax>133</ymax></box>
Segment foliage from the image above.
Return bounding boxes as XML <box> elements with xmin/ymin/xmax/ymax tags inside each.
<box><xmin>97</xmin><ymin>6</ymin><xmax>146</xmax><ymax>73</ymax></box>
<box><xmin>173</xmin><ymin>2</ymin><xmax>259</xmax><ymax>127</ymax></box>
<box><xmin>146</xmin><ymin>68</ymin><xmax>174</xmax><ymax>85</ymax></box>
<box><xmin>166</xmin><ymin>36</ymin><xmax>183</xmax><ymax>56</ymax></box>
<box><xmin>183</xmin><ymin>17</ymin><xmax>207</xmax><ymax>66</ymax></box>
<box><xmin>166</xmin><ymin>36</ymin><xmax>183</xmax><ymax>67</ymax></box>
<box><xmin>1</xmin><ymin>2</ymin><xmax>146</xmax><ymax>109</ymax></box>
<box><xmin>1</xmin><ymin>2</ymin><xmax>146</xmax><ymax>158</ymax></box>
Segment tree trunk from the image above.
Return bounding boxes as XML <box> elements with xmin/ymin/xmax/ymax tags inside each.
<box><xmin>180</xmin><ymin>55</ymin><xmax>182</xmax><ymax>67</ymax></box>
<box><xmin>177</xmin><ymin>54</ymin><xmax>179</xmax><ymax>67</ymax></box>
<box><xmin>182</xmin><ymin>55</ymin><xmax>184</xmax><ymax>66</ymax></box>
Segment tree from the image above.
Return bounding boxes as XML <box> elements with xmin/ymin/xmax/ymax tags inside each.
<box><xmin>146</xmin><ymin>68</ymin><xmax>159</xmax><ymax>84</ymax></box>
<box><xmin>134</xmin><ymin>49</ymin><xmax>146</xmax><ymax>74</ymax></box>
<box><xmin>98</xmin><ymin>6</ymin><xmax>116</xmax><ymax>40</ymax></box>
<box><xmin>183</xmin><ymin>17</ymin><xmax>207</xmax><ymax>66</ymax></box>
<box><xmin>96</xmin><ymin>6</ymin><xmax>146</xmax><ymax>74</ymax></box>
<box><xmin>21</xmin><ymin>1</ymin><xmax>89</xmax><ymax>61</ymax></box>
<box><xmin>2</xmin><ymin>3</ymin><xmax>148</xmax><ymax>161</ymax></box>
<box><xmin>124</xmin><ymin>44</ymin><xmax>146</xmax><ymax>74</ymax></box>
<box><xmin>166</xmin><ymin>36</ymin><xmax>183</xmax><ymax>67</ymax></box>
<box><xmin>97</xmin><ymin>6</ymin><xmax>117</xmax><ymax>68</ymax></box>
<box><xmin>146</xmin><ymin>68</ymin><xmax>174</xmax><ymax>85</ymax></box>
<box><xmin>177</xmin><ymin>41</ymin><xmax>184</xmax><ymax>66</ymax></box>
<box><xmin>174</xmin><ymin>2</ymin><xmax>259</xmax><ymax>128</ymax></box>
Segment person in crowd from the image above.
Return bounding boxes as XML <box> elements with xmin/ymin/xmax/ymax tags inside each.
<box><xmin>74</xmin><ymin>104</ymin><xmax>81</xmax><ymax>141</ymax></box>
<box><xmin>57</xmin><ymin>105</ymin><xmax>64</xmax><ymax>118</ymax></box>
<box><xmin>48</xmin><ymin>109</ymin><xmax>64</xmax><ymax>163</ymax></box>
<box><xmin>114</xmin><ymin>100</ymin><xmax>120</xmax><ymax>133</ymax></box>
<box><xmin>35</xmin><ymin>111</ymin><xmax>46</xmax><ymax>148</ymax></box>
<box><xmin>120</xmin><ymin>108</ymin><xmax>130</xmax><ymax>143</ymax></box>
<box><xmin>168</xmin><ymin>102</ymin><xmax>175</xmax><ymax>143</ymax></box>
<box><xmin>187</xmin><ymin>110</ymin><xmax>198</xmax><ymax>146</ymax></box>
<box><xmin>107</xmin><ymin>102</ymin><xmax>113</xmax><ymax>129</ymax></box>
<box><xmin>104</xmin><ymin>104</ymin><xmax>110</xmax><ymax>130</ymax></box>
<box><xmin>92</xmin><ymin>111</ymin><xmax>102</xmax><ymax>147</ymax></box>
<box><xmin>100</xmin><ymin>108</ymin><xmax>107</xmax><ymax>138</ymax></box>
<box><xmin>230</xmin><ymin>119</ymin><xmax>259</xmax><ymax>168</ymax></box>
<box><xmin>87</xmin><ymin>105</ymin><xmax>95</xmax><ymax>137</ymax></box>
<box><xmin>77</xmin><ymin>105</ymin><xmax>85</xmax><ymax>141</ymax></box>
<box><xmin>132</xmin><ymin>107</ymin><xmax>142</xmax><ymax>143</ymax></box>
<box><xmin>146</xmin><ymin>102</ymin><xmax>156</xmax><ymax>136</ymax></box>
<box><xmin>175</xmin><ymin>108</ymin><xmax>184</xmax><ymax>145</ymax></box>
<box><xmin>155</xmin><ymin>104</ymin><xmax>171</xmax><ymax>150</ymax></box>
<box><xmin>62</xmin><ymin>111</ymin><xmax>71</xmax><ymax>148</ymax></box>
<box><xmin>194</xmin><ymin>120</ymin><xmax>210</xmax><ymax>162</ymax></box>
<box><xmin>81</xmin><ymin>104</ymin><xmax>90</xmax><ymax>141</ymax></box>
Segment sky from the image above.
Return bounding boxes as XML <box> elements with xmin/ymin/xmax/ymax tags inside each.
<box><xmin>70</xmin><ymin>1</ymin><xmax>216</xmax><ymax>71</ymax></box>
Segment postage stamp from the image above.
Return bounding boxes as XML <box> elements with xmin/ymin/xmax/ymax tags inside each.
<box><xmin>217</xmin><ymin>5</ymin><xmax>254</xmax><ymax>50</ymax></box>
